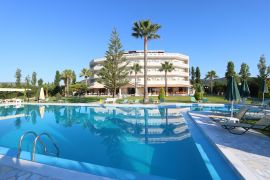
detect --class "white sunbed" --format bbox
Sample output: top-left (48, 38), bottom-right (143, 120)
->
top-left (105, 98), bottom-right (117, 104)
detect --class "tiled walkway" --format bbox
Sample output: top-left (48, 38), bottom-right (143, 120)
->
top-left (0, 164), bottom-right (58, 180)
top-left (189, 112), bottom-right (270, 180)
top-left (0, 154), bottom-right (110, 180)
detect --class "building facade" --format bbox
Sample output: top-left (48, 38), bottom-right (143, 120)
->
top-left (89, 50), bottom-right (190, 96)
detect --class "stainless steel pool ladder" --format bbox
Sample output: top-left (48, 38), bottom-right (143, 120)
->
top-left (17, 131), bottom-right (60, 162)
top-left (31, 132), bottom-right (60, 161)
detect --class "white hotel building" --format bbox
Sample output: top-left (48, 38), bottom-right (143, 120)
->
top-left (89, 50), bottom-right (190, 96)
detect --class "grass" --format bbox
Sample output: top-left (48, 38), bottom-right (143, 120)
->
top-left (118, 95), bottom-right (252, 104)
top-left (23, 94), bottom-right (253, 104)
top-left (242, 119), bottom-right (270, 137)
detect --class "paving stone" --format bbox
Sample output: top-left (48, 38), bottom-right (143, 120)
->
top-left (189, 112), bottom-right (270, 180)
top-left (17, 172), bottom-right (32, 180)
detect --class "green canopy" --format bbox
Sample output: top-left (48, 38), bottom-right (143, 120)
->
top-left (262, 79), bottom-right (269, 106)
top-left (225, 76), bottom-right (240, 117)
top-left (239, 80), bottom-right (250, 98)
top-left (225, 76), bottom-right (241, 101)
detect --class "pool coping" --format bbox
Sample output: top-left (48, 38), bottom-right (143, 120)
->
top-left (0, 145), bottom-right (169, 180)
top-left (185, 112), bottom-right (243, 179)
top-left (188, 111), bottom-right (270, 180)
top-left (0, 150), bottom-right (110, 180)
top-left (0, 102), bottom-right (228, 108)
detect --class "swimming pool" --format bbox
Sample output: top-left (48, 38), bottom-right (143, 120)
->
top-left (0, 104), bottom-right (240, 179)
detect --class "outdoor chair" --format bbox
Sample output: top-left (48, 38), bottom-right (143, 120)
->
top-left (210, 106), bottom-right (249, 123)
top-left (121, 99), bottom-right (129, 104)
top-left (220, 115), bottom-right (270, 135)
top-left (134, 99), bottom-right (140, 104)
top-left (191, 97), bottom-right (197, 103)
top-left (202, 98), bottom-right (208, 103)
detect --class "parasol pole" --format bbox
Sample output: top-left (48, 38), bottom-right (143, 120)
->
top-left (231, 100), bottom-right (234, 118)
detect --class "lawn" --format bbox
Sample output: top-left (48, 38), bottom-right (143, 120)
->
top-left (117, 95), bottom-right (252, 104)
top-left (25, 95), bottom-right (253, 104)
top-left (243, 119), bottom-right (270, 137)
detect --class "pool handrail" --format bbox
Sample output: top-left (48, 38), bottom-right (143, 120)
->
top-left (31, 132), bottom-right (60, 161)
top-left (17, 131), bottom-right (47, 159)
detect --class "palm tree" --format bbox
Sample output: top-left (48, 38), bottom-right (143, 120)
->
top-left (80, 68), bottom-right (92, 86)
top-left (61, 69), bottom-right (74, 97)
top-left (130, 63), bottom-right (142, 96)
top-left (205, 70), bottom-right (218, 94)
top-left (132, 20), bottom-right (161, 103)
top-left (159, 61), bottom-right (174, 96)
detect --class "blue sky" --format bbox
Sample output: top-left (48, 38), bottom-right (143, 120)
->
top-left (0, 0), bottom-right (269, 82)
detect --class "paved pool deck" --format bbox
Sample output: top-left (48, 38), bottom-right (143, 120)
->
top-left (0, 154), bottom-right (110, 180)
top-left (188, 111), bottom-right (270, 180)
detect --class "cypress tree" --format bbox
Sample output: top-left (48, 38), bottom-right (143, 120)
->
top-left (190, 66), bottom-right (195, 85)
top-left (195, 67), bottom-right (201, 84)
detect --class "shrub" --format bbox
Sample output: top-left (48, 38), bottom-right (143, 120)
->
top-left (194, 91), bottom-right (203, 101)
top-left (158, 88), bottom-right (165, 102)
top-left (194, 84), bottom-right (204, 101)
top-left (56, 93), bottom-right (62, 101)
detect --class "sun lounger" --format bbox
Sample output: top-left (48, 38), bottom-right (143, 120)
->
top-left (202, 98), bottom-right (208, 103)
top-left (220, 115), bottom-right (270, 135)
top-left (134, 99), bottom-right (140, 104)
top-left (105, 98), bottom-right (117, 104)
top-left (210, 106), bottom-right (249, 123)
top-left (191, 97), bottom-right (197, 103)
top-left (129, 99), bottom-right (140, 104)
top-left (121, 99), bottom-right (129, 104)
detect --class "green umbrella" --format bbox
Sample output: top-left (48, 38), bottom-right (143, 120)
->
top-left (225, 76), bottom-right (241, 117)
top-left (262, 79), bottom-right (269, 106)
top-left (240, 80), bottom-right (250, 98)
top-left (239, 80), bottom-right (250, 104)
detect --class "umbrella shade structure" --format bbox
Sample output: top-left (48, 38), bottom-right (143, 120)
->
top-left (225, 76), bottom-right (241, 117)
top-left (39, 87), bottom-right (45, 101)
top-left (262, 79), bottom-right (269, 106)
top-left (239, 80), bottom-right (250, 98)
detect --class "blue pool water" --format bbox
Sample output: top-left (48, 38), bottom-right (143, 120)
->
top-left (0, 105), bottom-right (240, 179)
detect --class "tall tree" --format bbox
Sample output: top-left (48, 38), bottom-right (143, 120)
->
top-left (132, 20), bottom-right (161, 103)
top-left (205, 70), bottom-right (218, 94)
top-left (239, 63), bottom-right (251, 81)
top-left (72, 71), bottom-right (76, 84)
top-left (159, 61), bottom-right (174, 96)
top-left (130, 63), bottom-right (142, 96)
top-left (25, 75), bottom-right (30, 87)
top-left (80, 68), bottom-right (92, 86)
top-left (257, 55), bottom-right (270, 80)
top-left (54, 70), bottom-right (61, 86)
top-left (195, 67), bottom-right (201, 84)
top-left (97, 29), bottom-right (129, 98)
top-left (61, 69), bottom-right (74, 97)
top-left (190, 66), bottom-right (195, 85)
top-left (24, 75), bottom-right (30, 101)
top-left (38, 78), bottom-right (43, 87)
top-left (15, 68), bottom-right (22, 87)
top-left (225, 61), bottom-right (236, 79)
top-left (31, 72), bottom-right (37, 86)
